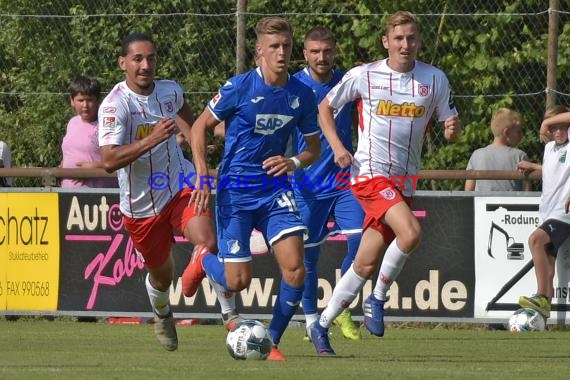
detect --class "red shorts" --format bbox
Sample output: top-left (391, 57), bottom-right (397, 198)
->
top-left (123, 188), bottom-right (211, 269)
top-left (351, 176), bottom-right (413, 245)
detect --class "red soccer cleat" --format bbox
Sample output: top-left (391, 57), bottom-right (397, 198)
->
top-left (267, 346), bottom-right (287, 361)
top-left (223, 310), bottom-right (243, 331)
top-left (182, 244), bottom-right (209, 297)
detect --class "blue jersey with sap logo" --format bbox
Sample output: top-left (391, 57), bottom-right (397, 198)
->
top-left (292, 68), bottom-right (356, 200)
top-left (209, 67), bottom-right (319, 208)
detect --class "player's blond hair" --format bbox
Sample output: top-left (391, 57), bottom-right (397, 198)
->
top-left (490, 108), bottom-right (524, 137)
top-left (384, 11), bottom-right (421, 36)
top-left (255, 17), bottom-right (292, 42)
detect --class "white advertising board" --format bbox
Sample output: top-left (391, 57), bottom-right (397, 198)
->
top-left (474, 196), bottom-right (570, 323)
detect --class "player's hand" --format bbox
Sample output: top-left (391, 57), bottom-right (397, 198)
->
top-left (189, 182), bottom-right (211, 216)
top-left (516, 160), bottom-right (534, 175)
top-left (539, 120), bottom-right (552, 144)
top-left (150, 118), bottom-right (177, 145)
top-left (444, 115), bottom-right (461, 142)
top-left (262, 155), bottom-right (295, 176)
top-left (565, 197), bottom-right (570, 214)
top-left (333, 147), bottom-right (353, 169)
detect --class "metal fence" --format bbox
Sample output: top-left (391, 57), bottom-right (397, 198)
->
top-left (0, 1), bottom-right (568, 188)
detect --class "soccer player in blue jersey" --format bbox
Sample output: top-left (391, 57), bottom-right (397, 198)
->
top-left (292, 26), bottom-right (364, 341)
top-left (186, 16), bottom-right (321, 361)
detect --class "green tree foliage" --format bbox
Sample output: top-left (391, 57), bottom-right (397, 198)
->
top-left (0, 0), bottom-right (566, 189)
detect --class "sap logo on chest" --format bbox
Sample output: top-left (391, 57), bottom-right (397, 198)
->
top-left (254, 114), bottom-right (293, 135)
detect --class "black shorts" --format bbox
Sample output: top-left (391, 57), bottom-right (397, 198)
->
top-left (538, 219), bottom-right (570, 257)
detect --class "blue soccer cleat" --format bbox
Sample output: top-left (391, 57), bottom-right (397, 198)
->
top-left (309, 322), bottom-right (336, 356)
top-left (362, 295), bottom-right (386, 337)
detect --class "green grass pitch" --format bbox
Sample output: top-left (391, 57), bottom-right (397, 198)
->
top-left (1, 319), bottom-right (569, 380)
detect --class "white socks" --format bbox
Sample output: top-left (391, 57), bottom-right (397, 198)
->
top-left (373, 240), bottom-right (408, 301)
top-left (145, 273), bottom-right (170, 317)
top-left (209, 277), bottom-right (236, 315)
top-left (305, 313), bottom-right (319, 329)
top-left (319, 265), bottom-right (365, 328)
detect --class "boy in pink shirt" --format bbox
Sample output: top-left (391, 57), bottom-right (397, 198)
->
top-left (60, 75), bottom-right (118, 188)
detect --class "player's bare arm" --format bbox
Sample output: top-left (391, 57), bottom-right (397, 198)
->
top-left (539, 111), bottom-right (570, 144)
top-left (189, 108), bottom-right (218, 213)
top-left (517, 160), bottom-right (542, 176)
top-left (263, 134), bottom-right (321, 176)
top-left (100, 117), bottom-right (177, 173)
top-left (565, 196), bottom-right (570, 214)
top-left (318, 98), bottom-right (353, 169)
top-left (443, 115), bottom-right (462, 142)
top-left (175, 101), bottom-right (195, 144)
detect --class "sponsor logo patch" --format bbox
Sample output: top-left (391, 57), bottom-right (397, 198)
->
top-left (103, 116), bottom-right (116, 128)
top-left (254, 114), bottom-right (293, 135)
top-left (376, 100), bottom-right (426, 117)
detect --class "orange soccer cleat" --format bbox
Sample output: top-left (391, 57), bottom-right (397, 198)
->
top-left (182, 244), bottom-right (209, 297)
top-left (267, 345), bottom-right (287, 361)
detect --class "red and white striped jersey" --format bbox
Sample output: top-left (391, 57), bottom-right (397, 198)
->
top-left (99, 80), bottom-right (195, 218)
top-left (326, 59), bottom-right (458, 195)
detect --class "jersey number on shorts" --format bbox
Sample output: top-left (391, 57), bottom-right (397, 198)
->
top-left (276, 191), bottom-right (298, 212)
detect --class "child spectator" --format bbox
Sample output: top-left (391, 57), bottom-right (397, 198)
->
top-left (60, 75), bottom-right (118, 188)
top-left (517, 106), bottom-right (570, 320)
top-left (465, 108), bottom-right (531, 191)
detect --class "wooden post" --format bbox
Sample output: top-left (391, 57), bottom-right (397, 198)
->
top-left (235, 0), bottom-right (248, 75)
top-left (546, 0), bottom-right (559, 109)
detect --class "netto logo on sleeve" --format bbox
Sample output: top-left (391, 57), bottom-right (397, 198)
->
top-left (376, 100), bottom-right (425, 117)
top-left (254, 114), bottom-right (293, 135)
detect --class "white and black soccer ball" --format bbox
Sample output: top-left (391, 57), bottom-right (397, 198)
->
top-left (226, 319), bottom-right (273, 360)
top-left (508, 308), bottom-right (546, 332)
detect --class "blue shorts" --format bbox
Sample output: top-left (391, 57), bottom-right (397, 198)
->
top-left (216, 190), bottom-right (307, 262)
top-left (296, 190), bottom-right (364, 247)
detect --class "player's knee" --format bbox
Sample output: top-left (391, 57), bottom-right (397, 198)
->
top-left (282, 265), bottom-right (305, 288)
top-left (397, 223), bottom-right (422, 252)
top-left (528, 229), bottom-right (549, 250)
top-left (352, 258), bottom-right (378, 279)
top-left (226, 275), bottom-right (251, 291)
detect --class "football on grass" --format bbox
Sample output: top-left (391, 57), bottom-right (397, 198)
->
top-left (226, 319), bottom-right (273, 360)
top-left (508, 308), bottom-right (546, 332)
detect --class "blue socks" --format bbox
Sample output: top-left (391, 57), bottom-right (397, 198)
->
top-left (202, 254), bottom-right (228, 289)
top-left (301, 246), bottom-right (320, 315)
top-left (341, 234), bottom-right (361, 275)
top-left (269, 280), bottom-right (303, 345)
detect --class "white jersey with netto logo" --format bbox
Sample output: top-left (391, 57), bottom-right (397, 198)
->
top-left (99, 80), bottom-right (195, 218)
top-left (326, 59), bottom-right (458, 196)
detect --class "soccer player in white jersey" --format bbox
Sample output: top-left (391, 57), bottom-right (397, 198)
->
top-left (186, 17), bottom-right (321, 361)
top-left (98, 33), bottom-right (237, 351)
top-left (292, 26), bottom-right (364, 341)
top-left (517, 106), bottom-right (570, 319)
top-left (308, 11), bottom-right (462, 355)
